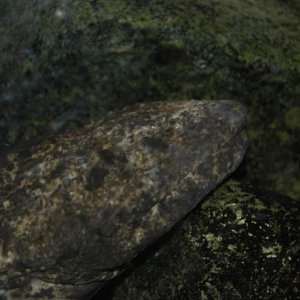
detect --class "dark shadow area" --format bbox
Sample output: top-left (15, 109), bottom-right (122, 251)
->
top-left (90, 213), bottom-right (187, 299)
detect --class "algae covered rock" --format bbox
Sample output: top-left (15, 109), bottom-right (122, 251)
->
top-left (110, 180), bottom-right (300, 300)
top-left (0, 0), bottom-right (299, 199)
top-left (0, 100), bottom-right (247, 299)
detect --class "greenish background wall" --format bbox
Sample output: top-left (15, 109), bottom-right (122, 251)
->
top-left (0, 0), bottom-right (299, 199)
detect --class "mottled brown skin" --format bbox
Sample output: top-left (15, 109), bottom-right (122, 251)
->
top-left (0, 100), bottom-right (247, 299)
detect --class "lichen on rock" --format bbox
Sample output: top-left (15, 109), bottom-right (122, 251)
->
top-left (110, 180), bottom-right (300, 300)
top-left (111, 180), bottom-right (300, 300)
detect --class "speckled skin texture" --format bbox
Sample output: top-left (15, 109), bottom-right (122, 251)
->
top-left (0, 100), bottom-right (247, 299)
top-left (111, 180), bottom-right (300, 300)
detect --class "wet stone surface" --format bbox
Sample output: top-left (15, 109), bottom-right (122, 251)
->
top-left (109, 180), bottom-right (300, 300)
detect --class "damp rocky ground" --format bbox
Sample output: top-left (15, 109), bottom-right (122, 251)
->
top-left (0, 1), bottom-right (299, 299)
top-left (0, 0), bottom-right (299, 200)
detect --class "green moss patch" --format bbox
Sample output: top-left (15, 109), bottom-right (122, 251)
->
top-left (1, 0), bottom-right (299, 199)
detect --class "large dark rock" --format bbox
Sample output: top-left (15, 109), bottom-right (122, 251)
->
top-left (0, 100), bottom-right (247, 299)
top-left (108, 180), bottom-right (300, 300)
top-left (0, 0), bottom-right (299, 199)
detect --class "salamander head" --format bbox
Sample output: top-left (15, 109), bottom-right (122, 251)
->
top-left (0, 100), bottom-right (248, 299)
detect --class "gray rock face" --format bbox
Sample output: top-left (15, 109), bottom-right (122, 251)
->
top-left (0, 100), bottom-right (247, 299)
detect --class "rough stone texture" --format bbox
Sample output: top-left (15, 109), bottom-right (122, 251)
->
top-left (109, 180), bottom-right (300, 300)
top-left (0, 0), bottom-right (299, 200)
top-left (0, 100), bottom-right (247, 299)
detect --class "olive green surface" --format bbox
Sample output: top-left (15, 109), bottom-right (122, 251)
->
top-left (0, 0), bottom-right (299, 199)
top-left (107, 180), bottom-right (300, 300)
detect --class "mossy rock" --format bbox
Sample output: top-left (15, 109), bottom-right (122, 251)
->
top-left (0, 1), bottom-right (299, 198)
top-left (100, 180), bottom-right (300, 300)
